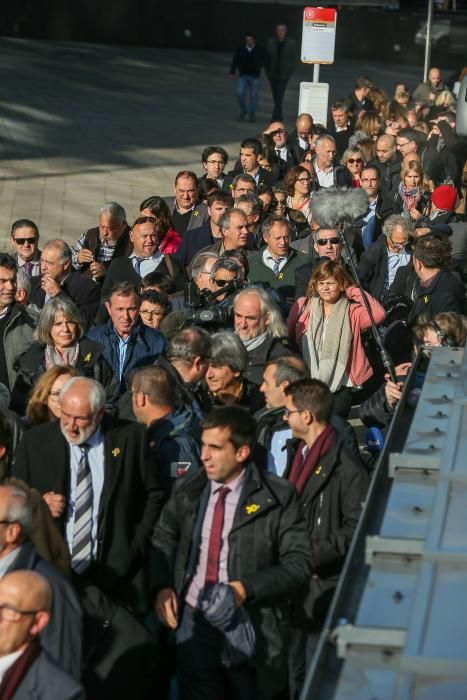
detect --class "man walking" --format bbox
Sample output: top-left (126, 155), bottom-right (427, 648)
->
top-left (230, 33), bottom-right (264, 123)
top-left (265, 23), bottom-right (297, 122)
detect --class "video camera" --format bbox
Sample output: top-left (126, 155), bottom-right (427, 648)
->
top-left (184, 278), bottom-right (247, 328)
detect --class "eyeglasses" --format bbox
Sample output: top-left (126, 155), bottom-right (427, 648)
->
top-left (14, 238), bottom-right (37, 245)
top-left (0, 520), bottom-right (14, 525)
top-left (0, 603), bottom-right (39, 622)
top-left (297, 177), bottom-right (311, 183)
top-left (317, 237), bottom-right (340, 246)
top-left (134, 216), bottom-right (156, 225)
top-left (273, 201), bottom-right (287, 207)
top-left (213, 278), bottom-right (232, 287)
top-left (347, 158), bottom-right (363, 164)
top-left (284, 408), bottom-right (303, 417)
top-left (388, 237), bottom-right (406, 249)
top-left (140, 309), bottom-right (164, 318)
top-left (396, 140), bottom-right (410, 147)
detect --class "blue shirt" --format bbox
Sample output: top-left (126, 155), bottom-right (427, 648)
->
top-left (267, 427), bottom-right (291, 477)
top-left (129, 250), bottom-right (163, 278)
top-left (116, 332), bottom-right (132, 381)
top-left (65, 426), bottom-right (105, 561)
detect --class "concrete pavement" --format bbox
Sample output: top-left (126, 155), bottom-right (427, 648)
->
top-left (0, 37), bottom-right (428, 248)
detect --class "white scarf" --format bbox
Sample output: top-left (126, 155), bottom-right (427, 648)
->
top-left (304, 296), bottom-right (353, 392)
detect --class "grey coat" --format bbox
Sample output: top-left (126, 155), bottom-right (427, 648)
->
top-left (2, 304), bottom-right (36, 391)
top-left (12, 649), bottom-right (85, 700)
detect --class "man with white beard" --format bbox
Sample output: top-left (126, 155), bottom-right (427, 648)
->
top-left (13, 377), bottom-right (163, 609)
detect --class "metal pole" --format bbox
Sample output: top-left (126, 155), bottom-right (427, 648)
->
top-left (423, 0), bottom-right (434, 82)
top-left (313, 63), bottom-right (320, 83)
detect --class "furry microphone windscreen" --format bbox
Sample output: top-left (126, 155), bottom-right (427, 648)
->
top-left (311, 188), bottom-right (369, 228)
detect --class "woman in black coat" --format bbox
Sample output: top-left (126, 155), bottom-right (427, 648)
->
top-left (12, 297), bottom-right (118, 415)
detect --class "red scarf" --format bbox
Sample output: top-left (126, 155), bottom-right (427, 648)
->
top-left (288, 426), bottom-right (336, 494)
top-left (0, 639), bottom-right (41, 700)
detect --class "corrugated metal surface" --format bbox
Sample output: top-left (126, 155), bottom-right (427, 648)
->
top-left (301, 346), bottom-right (467, 699)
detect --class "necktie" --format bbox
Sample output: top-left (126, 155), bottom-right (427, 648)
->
top-left (204, 486), bottom-right (230, 588)
top-left (362, 211), bottom-right (376, 250)
top-left (71, 444), bottom-right (93, 574)
top-left (276, 148), bottom-right (281, 159)
top-left (272, 258), bottom-right (283, 276)
top-left (24, 262), bottom-right (33, 278)
top-left (133, 257), bottom-right (144, 276)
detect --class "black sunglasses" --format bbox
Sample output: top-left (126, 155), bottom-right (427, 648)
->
top-left (134, 216), bottom-right (156, 225)
top-left (14, 237), bottom-right (37, 245)
top-left (213, 278), bottom-right (231, 287)
top-left (317, 237), bottom-right (340, 245)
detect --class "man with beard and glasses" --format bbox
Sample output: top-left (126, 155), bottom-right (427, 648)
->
top-left (13, 377), bottom-right (163, 611)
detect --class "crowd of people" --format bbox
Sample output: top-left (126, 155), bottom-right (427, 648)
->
top-left (0, 57), bottom-right (466, 700)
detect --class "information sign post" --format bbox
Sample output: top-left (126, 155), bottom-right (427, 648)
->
top-left (299, 7), bottom-right (337, 123)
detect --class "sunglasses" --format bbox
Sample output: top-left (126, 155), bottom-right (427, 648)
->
top-left (14, 237), bottom-right (37, 245)
top-left (317, 237), bottom-right (340, 246)
top-left (213, 278), bottom-right (232, 287)
top-left (134, 216), bottom-right (156, 225)
top-left (347, 158), bottom-right (363, 164)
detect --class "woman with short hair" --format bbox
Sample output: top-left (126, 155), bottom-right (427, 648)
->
top-left (12, 297), bottom-right (117, 415)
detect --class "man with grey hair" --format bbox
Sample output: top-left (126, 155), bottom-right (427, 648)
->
top-left (313, 135), bottom-right (352, 189)
top-left (29, 239), bottom-right (100, 327)
top-left (13, 376), bottom-right (163, 611)
top-left (200, 207), bottom-right (250, 256)
top-left (231, 173), bottom-right (257, 203)
top-left (357, 214), bottom-right (413, 301)
top-left (70, 201), bottom-right (130, 282)
top-left (247, 215), bottom-right (311, 303)
top-left (234, 286), bottom-right (294, 384)
top-left (0, 481), bottom-right (82, 679)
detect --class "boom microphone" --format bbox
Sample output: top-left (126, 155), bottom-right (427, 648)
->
top-left (311, 188), bottom-right (368, 228)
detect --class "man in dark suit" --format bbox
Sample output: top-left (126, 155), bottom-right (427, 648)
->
top-left (198, 146), bottom-right (233, 192)
top-left (287, 113), bottom-right (313, 156)
top-left (265, 23), bottom-right (297, 122)
top-left (0, 570), bottom-right (85, 699)
top-left (13, 377), bottom-right (164, 611)
top-left (10, 218), bottom-right (42, 278)
top-left (228, 138), bottom-right (276, 190)
top-left (29, 239), bottom-right (100, 327)
top-left (100, 216), bottom-right (186, 305)
top-left (0, 482), bottom-right (81, 680)
top-left (264, 121), bottom-right (301, 174)
top-left (164, 170), bottom-right (209, 237)
top-left (175, 191), bottom-right (233, 267)
top-left (327, 100), bottom-right (355, 158)
top-left (152, 405), bottom-right (313, 700)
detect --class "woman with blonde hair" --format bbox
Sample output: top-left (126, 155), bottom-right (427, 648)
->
top-left (341, 147), bottom-right (365, 187)
top-left (26, 365), bottom-right (79, 427)
top-left (288, 260), bottom-right (385, 417)
top-left (393, 159), bottom-right (431, 222)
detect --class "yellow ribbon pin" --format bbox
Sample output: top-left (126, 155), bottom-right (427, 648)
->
top-left (83, 353), bottom-right (92, 362)
top-left (315, 465), bottom-right (322, 476)
top-left (112, 448), bottom-right (120, 457)
top-left (246, 504), bottom-right (260, 515)
top-left (424, 295), bottom-right (429, 304)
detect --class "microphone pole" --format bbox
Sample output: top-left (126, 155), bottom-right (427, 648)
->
top-left (338, 223), bottom-right (397, 384)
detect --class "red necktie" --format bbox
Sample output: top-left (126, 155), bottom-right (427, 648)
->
top-left (204, 486), bottom-right (230, 588)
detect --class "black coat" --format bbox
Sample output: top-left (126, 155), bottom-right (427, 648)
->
top-left (11, 337), bottom-right (119, 416)
top-left (357, 235), bottom-right (412, 302)
top-left (284, 435), bottom-right (369, 627)
top-left (174, 221), bottom-right (217, 267)
top-left (9, 541), bottom-right (82, 680)
top-left (29, 270), bottom-right (100, 328)
top-left (150, 462), bottom-right (313, 698)
top-left (244, 335), bottom-right (295, 385)
top-left (100, 254), bottom-right (187, 302)
top-left (407, 267), bottom-right (466, 325)
top-left (12, 415), bottom-right (165, 611)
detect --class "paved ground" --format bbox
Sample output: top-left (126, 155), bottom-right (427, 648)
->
top-left (0, 37), bottom-right (432, 248)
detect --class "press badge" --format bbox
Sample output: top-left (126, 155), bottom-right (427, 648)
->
top-left (170, 462), bottom-right (191, 478)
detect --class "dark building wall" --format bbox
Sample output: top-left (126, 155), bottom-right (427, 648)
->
top-left (0, 2), bottom-right (464, 66)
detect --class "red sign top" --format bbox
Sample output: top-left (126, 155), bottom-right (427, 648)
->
top-left (304, 7), bottom-right (337, 22)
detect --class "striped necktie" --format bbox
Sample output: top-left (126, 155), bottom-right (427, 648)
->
top-left (71, 444), bottom-right (93, 574)
top-left (133, 257), bottom-right (144, 276)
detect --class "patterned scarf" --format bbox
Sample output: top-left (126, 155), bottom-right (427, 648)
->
top-left (398, 181), bottom-right (420, 220)
top-left (44, 342), bottom-right (80, 370)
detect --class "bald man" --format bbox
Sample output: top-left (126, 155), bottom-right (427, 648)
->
top-left (371, 134), bottom-right (401, 193)
top-left (264, 121), bottom-right (301, 170)
top-left (287, 112), bottom-right (314, 156)
top-left (0, 570), bottom-right (84, 698)
top-left (0, 482), bottom-right (81, 679)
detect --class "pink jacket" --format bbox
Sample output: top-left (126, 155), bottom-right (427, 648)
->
top-left (160, 227), bottom-right (182, 254)
top-left (287, 286), bottom-right (386, 386)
